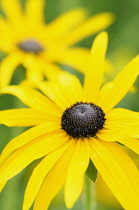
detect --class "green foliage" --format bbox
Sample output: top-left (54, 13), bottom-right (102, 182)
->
top-left (86, 159), bottom-right (98, 182)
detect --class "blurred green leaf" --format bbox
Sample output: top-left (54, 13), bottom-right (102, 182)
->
top-left (86, 159), bottom-right (98, 182)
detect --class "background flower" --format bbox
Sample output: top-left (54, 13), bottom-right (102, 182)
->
top-left (0, 0), bottom-right (114, 87)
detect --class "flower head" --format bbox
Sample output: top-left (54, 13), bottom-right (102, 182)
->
top-left (0, 0), bottom-right (114, 88)
top-left (0, 32), bottom-right (139, 210)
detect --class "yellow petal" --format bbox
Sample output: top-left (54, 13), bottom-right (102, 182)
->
top-left (38, 81), bottom-right (71, 110)
top-left (1, 86), bottom-right (61, 112)
top-left (39, 71), bottom-right (82, 108)
top-left (0, 131), bottom-right (68, 183)
top-left (83, 32), bottom-right (108, 102)
top-left (23, 139), bottom-right (73, 210)
top-left (64, 139), bottom-right (90, 209)
top-left (53, 48), bottom-right (90, 73)
top-left (61, 12), bottom-right (115, 47)
top-left (0, 181), bottom-right (7, 192)
top-left (0, 18), bottom-right (16, 53)
top-left (96, 55), bottom-right (139, 112)
top-left (33, 141), bottom-right (76, 210)
top-left (25, 0), bottom-right (44, 25)
top-left (104, 108), bottom-right (139, 129)
top-left (0, 121), bottom-right (60, 165)
top-left (55, 71), bottom-right (83, 104)
top-left (0, 17), bottom-right (12, 33)
top-left (20, 80), bottom-right (38, 88)
top-left (0, 52), bottom-right (23, 88)
top-left (98, 123), bottom-right (139, 142)
top-left (124, 123), bottom-right (139, 138)
top-left (47, 8), bottom-right (87, 37)
top-left (25, 57), bottom-right (44, 84)
top-left (42, 62), bottom-right (64, 81)
top-left (97, 128), bottom-right (130, 142)
top-left (21, 54), bottom-right (44, 86)
top-left (0, 108), bottom-right (60, 127)
top-left (106, 108), bottom-right (139, 120)
top-left (89, 139), bottom-right (139, 210)
top-left (0, 34), bottom-right (15, 53)
top-left (118, 137), bottom-right (139, 155)
top-left (1, 0), bottom-right (23, 23)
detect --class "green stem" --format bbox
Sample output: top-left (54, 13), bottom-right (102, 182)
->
top-left (85, 176), bottom-right (96, 210)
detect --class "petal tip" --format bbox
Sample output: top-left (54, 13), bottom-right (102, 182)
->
top-left (65, 200), bottom-right (74, 209)
top-left (91, 31), bottom-right (108, 52)
top-left (106, 12), bottom-right (116, 22)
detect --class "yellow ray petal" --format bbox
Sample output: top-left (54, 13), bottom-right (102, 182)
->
top-left (0, 131), bottom-right (68, 183)
top-left (0, 25), bottom-right (16, 52)
top-left (0, 36), bottom-right (15, 53)
top-left (118, 137), bottom-right (139, 155)
top-left (0, 18), bottom-right (16, 52)
top-left (0, 181), bottom-right (7, 192)
top-left (0, 108), bottom-right (60, 127)
top-left (61, 12), bottom-right (114, 47)
top-left (89, 139), bottom-right (139, 210)
top-left (20, 80), bottom-right (37, 88)
top-left (25, 61), bottom-right (44, 84)
top-left (53, 48), bottom-right (90, 73)
top-left (38, 81), bottom-right (71, 110)
top-left (1, 85), bottom-right (61, 112)
top-left (83, 32), bottom-right (108, 102)
top-left (25, 0), bottom-right (44, 25)
top-left (23, 139), bottom-right (73, 210)
top-left (96, 55), bottom-right (139, 112)
top-left (0, 52), bottom-right (23, 88)
top-left (42, 62), bottom-right (64, 81)
top-left (98, 123), bottom-right (139, 142)
top-left (1, 0), bottom-right (23, 23)
top-left (0, 122), bottom-right (60, 165)
top-left (104, 108), bottom-right (139, 129)
top-left (65, 139), bottom-right (90, 209)
top-left (39, 71), bottom-right (82, 107)
top-left (124, 123), bottom-right (139, 138)
top-left (33, 141), bottom-right (76, 210)
top-left (0, 17), bottom-right (12, 33)
top-left (47, 8), bottom-right (87, 37)
top-left (96, 128), bottom-right (130, 142)
top-left (106, 108), bottom-right (139, 120)
top-left (54, 71), bottom-right (83, 104)
top-left (21, 54), bottom-right (44, 86)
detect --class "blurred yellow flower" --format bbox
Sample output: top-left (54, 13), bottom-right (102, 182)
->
top-left (0, 0), bottom-right (114, 87)
top-left (0, 32), bottom-right (139, 210)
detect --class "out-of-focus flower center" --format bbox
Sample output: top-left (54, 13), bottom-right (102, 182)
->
top-left (17, 39), bottom-right (44, 54)
top-left (61, 102), bottom-right (106, 138)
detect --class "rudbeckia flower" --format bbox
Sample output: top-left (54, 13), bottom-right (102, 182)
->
top-left (0, 0), bottom-right (114, 87)
top-left (0, 32), bottom-right (139, 210)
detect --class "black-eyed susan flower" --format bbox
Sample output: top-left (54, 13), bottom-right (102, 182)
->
top-left (0, 0), bottom-right (114, 87)
top-left (0, 32), bottom-right (139, 210)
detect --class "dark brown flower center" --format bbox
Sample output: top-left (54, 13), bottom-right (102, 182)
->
top-left (61, 102), bottom-right (106, 138)
top-left (17, 39), bottom-right (44, 54)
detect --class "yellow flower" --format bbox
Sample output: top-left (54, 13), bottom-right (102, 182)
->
top-left (0, 0), bottom-right (114, 88)
top-left (0, 32), bottom-right (139, 210)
